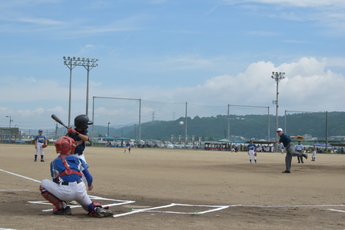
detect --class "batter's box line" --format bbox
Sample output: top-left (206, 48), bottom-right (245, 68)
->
top-left (113, 203), bottom-right (230, 218)
top-left (227, 204), bottom-right (345, 215)
top-left (28, 199), bottom-right (135, 212)
top-left (327, 209), bottom-right (345, 213)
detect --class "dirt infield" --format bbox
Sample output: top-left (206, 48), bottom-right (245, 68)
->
top-left (0, 144), bottom-right (344, 230)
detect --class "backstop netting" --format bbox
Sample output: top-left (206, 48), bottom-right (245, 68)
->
top-left (91, 96), bottom-right (270, 142)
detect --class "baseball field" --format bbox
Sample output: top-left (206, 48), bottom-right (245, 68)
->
top-left (0, 144), bottom-right (344, 230)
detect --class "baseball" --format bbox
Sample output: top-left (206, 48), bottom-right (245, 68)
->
top-left (179, 121), bottom-right (184, 125)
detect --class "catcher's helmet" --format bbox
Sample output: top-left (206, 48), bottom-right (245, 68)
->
top-left (55, 136), bottom-right (76, 155)
top-left (74, 114), bottom-right (93, 130)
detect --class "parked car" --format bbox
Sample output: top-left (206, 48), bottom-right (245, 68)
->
top-left (185, 143), bottom-right (194, 149)
top-left (152, 140), bottom-right (164, 148)
top-left (145, 140), bottom-right (154, 148)
top-left (164, 141), bottom-right (174, 149)
top-left (135, 140), bottom-right (145, 148)
top-left (174, 143), bottom-right (185, 149)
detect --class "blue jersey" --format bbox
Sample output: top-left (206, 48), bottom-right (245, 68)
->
top-left (35, 135), bottom-right (46, 143)
top-left (50, 154), bottom-right (89, 183)
top-left (279, 133), bottom-right (291, 148)
top-left (248, 143), bottom-right (256, 151)
top-left (68, 129), bottom-right (88, 155)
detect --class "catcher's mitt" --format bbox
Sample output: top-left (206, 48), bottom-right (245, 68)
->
top-left (42, 144), bottom-right (48, 148)
top-left (297, 135), bottom-right (304, 141)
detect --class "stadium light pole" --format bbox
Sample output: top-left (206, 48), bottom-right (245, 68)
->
top-left (107, 122), bottom-right (110, 137)
top-left (63, 56), bottom-right (78, 127)
top-left (185, 102), bottom-right (188, 143)
top-left (271, 72), bottom-right (285, 151)
top-left (5, 116), bottom-right (12, 128)
top-left (63, 57), bottom-right (99, 126)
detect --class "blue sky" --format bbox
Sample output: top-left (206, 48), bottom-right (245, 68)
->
top-left (1, 0), bottom-right (345, 130)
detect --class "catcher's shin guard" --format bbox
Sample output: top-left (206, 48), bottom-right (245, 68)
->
top-left (39, 186), bottom-right (64, 211)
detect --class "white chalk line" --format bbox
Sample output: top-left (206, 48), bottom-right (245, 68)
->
top-left (0, 189), bottom-right (29, 192)
top-left (229, 204), bottom-right (345, 208)
top-left (327, 209), bottom-right (345, 213)
top-left (0, 169), bottom-right (40, 183)
top-left (1, 168), bottom-right (345, 218)
top-left (28, 199), bottom-right (136, 212)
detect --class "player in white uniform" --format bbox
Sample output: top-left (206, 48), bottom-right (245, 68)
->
top-left (39, 136), bottom-right (113, 217)
top-left (247, 140), bottom-right (257, 163)
top-left (311, 145), bottom-right (317, 161)
top-left (34, 129), bottom-right (47, 162)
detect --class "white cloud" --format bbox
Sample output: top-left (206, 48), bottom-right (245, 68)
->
top-left (223, 0), bottom-right (345, 35)
top-left (169, 57), bottom-right (345, 113)
top-left (18, 17), bottom-right (63, 25)
top-left (325, 57), bottom-right (345, 68)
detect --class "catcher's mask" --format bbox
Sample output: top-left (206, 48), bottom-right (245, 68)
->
top-left (55, 136), bottom-right (76, 155)
top-left (74, 114), bottom-right (93, 130)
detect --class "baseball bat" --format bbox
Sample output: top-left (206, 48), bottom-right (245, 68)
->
top-left (51, 114), bottom-right (69, 129)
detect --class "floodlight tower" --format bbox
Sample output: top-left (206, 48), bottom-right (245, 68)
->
top-left (63, 56), bottom-right (78, 127)
top-left (271, 72), bottom-right (285, 151)
top-left (5, 116), bottom-right (12, 128)
top-left (63, 56), bottom-right (99, 126)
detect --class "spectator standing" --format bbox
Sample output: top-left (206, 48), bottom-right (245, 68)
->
top-left (295, 141), bottom-right (304, 163)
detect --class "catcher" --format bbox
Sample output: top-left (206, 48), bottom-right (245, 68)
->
top-left (276, 128), bottom-right (307, 173)
top-left (34, 129), bottom-right (48, 162)
top-left (39, 136), bottom-right (113, 217)
top-left (247, 140), bottom-right (257, 163)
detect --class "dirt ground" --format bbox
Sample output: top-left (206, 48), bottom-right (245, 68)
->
top-left (0, 144), bottom-right (344, 230)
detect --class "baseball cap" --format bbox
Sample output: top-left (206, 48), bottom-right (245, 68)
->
top-left (38, 129), bottom-right (43, 132)
top-left (276, 128), bottom-right (283, 132)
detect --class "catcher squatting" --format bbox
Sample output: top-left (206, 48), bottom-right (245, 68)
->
top-left (39, 136), bottom-right (113, 217)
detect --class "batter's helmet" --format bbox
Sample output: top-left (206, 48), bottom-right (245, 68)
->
top-left (55, 136), bottom-right (76, 155)
top-left (74, 114), bottom-right (93, 130)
